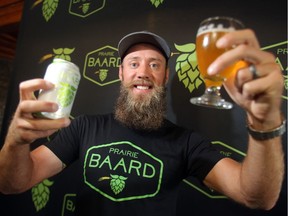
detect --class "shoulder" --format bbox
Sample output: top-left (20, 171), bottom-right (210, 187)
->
top-left (163, 119), bottom-right (194, 135)
top-left (163, 118), bottom-right (212, 144)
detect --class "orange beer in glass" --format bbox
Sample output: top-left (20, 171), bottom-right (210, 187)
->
top-left (190, 17), bottom-right (245, 109)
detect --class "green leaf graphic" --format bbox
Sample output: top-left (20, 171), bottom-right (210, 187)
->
top-left (42, 0), bottom-right (59, 22)
top-left (174, 43), bottom-right (203, 93)
top-left (53, 48), bottom-right (75, 61)
top-left (150, 0), bottom-right (164, 8)
top-left (174, 43), bottom-right (195, 52)
top-left (54, 54), bottom-right (71, 61)
top-left (57, 82), bottom-right (76, 107)
top-left (110, 174), bottom-right (127, 195)
top-left (63, 48), bottom-right (75, 55)
top-left (53, 48), bottom-right (63, 55)
top-left (284, 75), bottom-right (288, 90)
top-left (32, 179), bottom-right (54, 212)
top-left (283, 75), bottom-right (288, 100)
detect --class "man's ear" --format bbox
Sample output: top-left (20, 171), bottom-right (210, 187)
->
top-left (119, 65), bottom-right (123, 81)
top-left (165, 68), bottom-right (170, 84)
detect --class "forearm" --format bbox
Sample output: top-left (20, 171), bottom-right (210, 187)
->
top-left (240, 116), bottom-right (285, 209)
top-left (0, 138), bottom-right (34, 194)
top-left (0, 79), bottom-right (70, 194)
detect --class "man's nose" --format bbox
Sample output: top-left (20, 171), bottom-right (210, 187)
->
top-left (136, 64), bottom-right (151, 79)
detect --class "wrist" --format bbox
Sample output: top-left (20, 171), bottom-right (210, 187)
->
top-left (246, 115), bottom-right (286, 140)
top-left (247, 112), bottom-right (282, 131)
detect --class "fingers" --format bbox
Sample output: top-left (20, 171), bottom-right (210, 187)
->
top-left (19, 79), bottom-right (54, 101)
top-left (235, 63), bottom-right (283, 98)
top-left (17, 100), bottom-right (58, 117)
top-left (216, 29), bottom-right (260, 49)
top-left (7, 78), bottom-right (69, 145)
top-left (9, 114), bottom-right (70, 145)
top-left (217, 29), bottom-right (284, 121)
top-left (208, 44), bottom-right (275, 76)
top-left (15, 100), bottom-right (70, 141)
top-left (16, 116), bottom-right (70, 132)
top-left (207, 29), bottom-right (276, 76)
top-left (9, 117), bottom-right (69, 147)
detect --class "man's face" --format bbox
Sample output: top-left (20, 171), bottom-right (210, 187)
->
top-left (119, 43), bottom-right (169, 96)
top-left (114, 44), bottom-right (169, 130)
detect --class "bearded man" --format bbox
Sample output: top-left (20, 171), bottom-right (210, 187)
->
top-left (0, 31), bottom-right (285, 216)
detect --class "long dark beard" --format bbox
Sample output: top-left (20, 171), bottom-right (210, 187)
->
top-left (114, 82), bottom-right (166, 131)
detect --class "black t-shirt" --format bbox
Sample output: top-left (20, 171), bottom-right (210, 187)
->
top-left (46, 113), bottom-right (225, 216)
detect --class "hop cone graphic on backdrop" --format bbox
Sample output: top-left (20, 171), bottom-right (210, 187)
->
top-left (174, 43), bottom-right (203, 93)
top-left (39, 48), bottom-right (75, 63)
top-left (99, 69), bottom-right (108, 82)
top-left (42, 0), bottom-right (59, 22)
top-left (150, 0), bottom-right (164, 8)
top-left (284, 75), bottom-right (288, 100)
top-left (32, 179), bottom-right (54, 212)
top-left (57, 82), bottom-right (77, 107)
top-left (53, 48), bottom-right (75, 61)
top-left (110, 174), bottom-right (127, 195)
top-left (82, 3), bottom-right (90, 14)
top-left (284, 75), bottom-right (288, 90)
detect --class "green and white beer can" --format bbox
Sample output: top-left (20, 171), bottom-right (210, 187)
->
top-left (34, 58), bottom-right (81, 119)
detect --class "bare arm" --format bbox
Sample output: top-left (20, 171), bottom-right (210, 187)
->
top-left (0, 79), bottom-right (70, 194)
top-left (204, 133), bottom-right (284, 210)
top-left (203, 29), bottom-right (285, 210)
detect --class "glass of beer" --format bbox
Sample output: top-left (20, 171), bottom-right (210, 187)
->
top-left (190, 16), bottom-right (246, 109)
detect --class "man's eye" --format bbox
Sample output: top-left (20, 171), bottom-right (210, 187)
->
top-left (130, 63), bottom-right (138, 68)
top-left (150, 63), bottom-right (159, 69)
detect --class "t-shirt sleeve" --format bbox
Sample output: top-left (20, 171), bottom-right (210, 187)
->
top-left (44, 115), bottom-right (84, 166)
top-left (185, 132), bottom-right (226, 181)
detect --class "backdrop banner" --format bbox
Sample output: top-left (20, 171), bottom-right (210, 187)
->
top-left (0, 0), bottom-right (287, 215)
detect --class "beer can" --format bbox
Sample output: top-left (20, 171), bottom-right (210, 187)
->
top-left (34, 58), bottom-right (81, 119)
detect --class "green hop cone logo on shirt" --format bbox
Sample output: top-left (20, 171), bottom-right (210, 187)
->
top-left (57, 82), bottom-right (77, 107)
top-left (31, 179), bottom-right (54, 212)
top-left (110, 174), bottom-right (127, 195)
top-left (99, 174), bottom-right (128, 195)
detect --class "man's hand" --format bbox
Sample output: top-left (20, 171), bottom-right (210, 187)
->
top-left (5, 78), bottom-right (71, 146)
top-left (208, 29), bottom-right (284, 127)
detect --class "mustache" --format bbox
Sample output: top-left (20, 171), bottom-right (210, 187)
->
top-left (125, 79), bottom-right (154, 88)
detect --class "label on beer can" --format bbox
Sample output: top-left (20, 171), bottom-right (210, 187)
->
top-left (34, 58), bottom-right (81, 119)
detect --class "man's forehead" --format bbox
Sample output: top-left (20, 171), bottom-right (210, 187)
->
top-left (123, 43), bottom-right (166, 60)
top-left (117, 31), bottom-right (171, 61)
